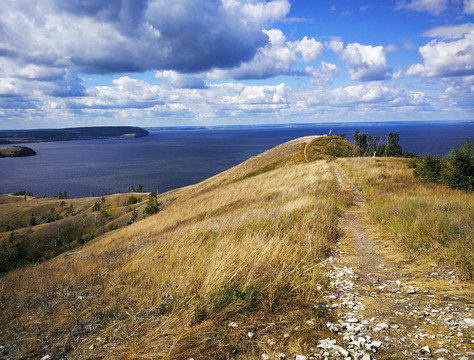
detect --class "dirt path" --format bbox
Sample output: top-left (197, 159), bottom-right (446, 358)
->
top-left (323, 162), bottom-right (474, 360)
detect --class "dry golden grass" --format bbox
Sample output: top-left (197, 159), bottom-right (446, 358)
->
top-left (0, 138), bottom-right (352, 359)
top-left (336, 157), bottom-right (474, 278)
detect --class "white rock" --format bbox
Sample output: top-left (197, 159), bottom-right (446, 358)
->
top-left (371, 340), bottom-right (382, 348)
top-left (459, 357), bottom-right (469, 360)
top-left (306, 320), bottom-right (315, 326)
top-left (317, 338), bottom-right (337, 349)
top-left (347, 318), bottom-right (359, 323)
top-left (333, 345), bottom-right (349, 357)
top-left (261, 354), bottom-right (270, 360)
top-left (247, 332), bottom-right (255, 339)
top-left (362, 353), bottom-right (371, 360)
top-left (463, 318), bottom-right (474, 326)
top-left (279, 353), bottom-right (287, 359)
top-left (40, 356), bottom-right (51, 360)
top-left (295, 355), bottom-right (308, 360)
top-left (421, 345), bottom-right (431, 354)
top-left (267, 339), bottom-right (276, 346)
top-left (228, 322), bottom-right (238, 328)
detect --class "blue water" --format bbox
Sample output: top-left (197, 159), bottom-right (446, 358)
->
top-left (0, 121), bottom-right (472, 198)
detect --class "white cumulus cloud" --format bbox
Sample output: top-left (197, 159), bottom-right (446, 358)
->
top-left (288, 36), bottom-right (324, 62)
top-left (208, 30), bottom-right (323, 80)
top-left (464, 0), bottom-right (474, 14)
top-left (304, 62), bottom-right (340, 84)
top-left (155, 71), bottom-right (206, 89)
top-left (327, 41), bottom-right (391, 81)
top-left (422, 23), bottom-right (474, 39)
top-left (406, 31), bottom-right (474, 77)
top-left (398, 0), bottom-right (448, 15)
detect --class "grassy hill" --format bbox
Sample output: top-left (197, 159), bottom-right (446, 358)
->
top-left (0, 135), bottom-right (472, 359)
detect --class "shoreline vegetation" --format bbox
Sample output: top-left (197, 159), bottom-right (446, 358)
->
top-left (0, 126), bottom-right (149, 144)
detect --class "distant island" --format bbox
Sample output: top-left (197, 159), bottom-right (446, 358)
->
top-left (0, 145), bottom-right (37, 158)
top-left (0, 126), bottom-right (149, 144)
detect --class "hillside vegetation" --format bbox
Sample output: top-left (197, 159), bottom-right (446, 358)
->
top-left (0, 192), bottom-right (155, 274)
top-left (0, 135), bottom-right (472, 359)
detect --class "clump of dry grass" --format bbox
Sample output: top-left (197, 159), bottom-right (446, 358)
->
top-left (0, 149), bottom-right (350, 359)
top-left (336, 157), bottom-right (474, 278)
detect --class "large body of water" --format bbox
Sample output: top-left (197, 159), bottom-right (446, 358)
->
top-left (1, 121), bottom-right (472, 198)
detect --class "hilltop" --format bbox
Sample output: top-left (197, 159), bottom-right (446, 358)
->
top-left (0, 135), bottom-right (472, 360)
top-left (0, 126), bottom-right (149, 144)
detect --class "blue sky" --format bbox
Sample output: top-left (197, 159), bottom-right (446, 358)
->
top-left (0, 0), bottom-right (473, 129)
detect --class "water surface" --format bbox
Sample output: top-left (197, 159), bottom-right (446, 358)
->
top-left (1, 121), bottom-right (472, 197)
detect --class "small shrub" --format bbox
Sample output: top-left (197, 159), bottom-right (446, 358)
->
top-left (143, 191), bottom-right (160, 215)
top-left (13, 190), bottom-right (33, 197)
top-left (107, 224), bottom-right (119, 232)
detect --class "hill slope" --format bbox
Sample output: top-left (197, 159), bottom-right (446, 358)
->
top-left (0, 135), bottom-right (472, 360)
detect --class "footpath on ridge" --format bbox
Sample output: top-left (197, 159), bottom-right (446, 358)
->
top-left (315, 162), bottom-right (474, 360)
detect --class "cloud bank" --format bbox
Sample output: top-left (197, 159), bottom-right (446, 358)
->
top-left (0, 0), bottom-right (290, 76)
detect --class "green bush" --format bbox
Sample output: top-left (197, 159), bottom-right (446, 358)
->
top-left (441, 140), bottom-right (474, 191)
top-left (413, 154), bottom-right (443, 183)
top-left (143, 191), bottom-right (160, 215)
top-left (413, 140), bottom-right (473, 191)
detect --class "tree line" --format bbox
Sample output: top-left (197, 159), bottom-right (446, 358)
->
top-left (352, 129), bottom-right (403, 157)
top-left (350, 130), bottom-right (472, 191)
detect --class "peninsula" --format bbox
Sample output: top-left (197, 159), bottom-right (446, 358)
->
top-left (0, 145), bottom-right (36, 158)
top-left (0, 126), bottom-right (149, 144)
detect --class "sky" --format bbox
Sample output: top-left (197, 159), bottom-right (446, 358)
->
top-left (0, 0), bottom-right (473, 129)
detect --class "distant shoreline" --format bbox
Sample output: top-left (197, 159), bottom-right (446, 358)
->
top-left (0, 126), bottom-right (149, 144)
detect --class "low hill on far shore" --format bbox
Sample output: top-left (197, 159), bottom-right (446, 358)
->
top-left (0, 126), bottom-right (149, 144)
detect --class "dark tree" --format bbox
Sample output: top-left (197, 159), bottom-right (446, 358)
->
top-left (384, 133), bottom-right (403, 157)
top-left (144, 191), bottom-right (160, 215)
top-left (441, 140), bottom-right (474, 191)
top-left (29, 216), bottom-right (37, 227)
top-left (414, 154), bottom-right (443, 183)
top-left (60, 226), bottom-right (75, 251)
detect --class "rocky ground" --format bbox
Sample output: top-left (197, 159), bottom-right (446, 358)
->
top-left (253, 163), bottom-right (473, 360)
